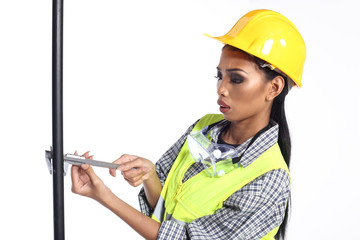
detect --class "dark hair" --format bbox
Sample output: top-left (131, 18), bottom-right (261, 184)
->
top-left (253, 55), bottom-right (291, 240)
top-left (223, 45), bottom-right (291, 240)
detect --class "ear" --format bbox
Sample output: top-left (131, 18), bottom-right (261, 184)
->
top-left (266, 76), bottom-right (285, 101)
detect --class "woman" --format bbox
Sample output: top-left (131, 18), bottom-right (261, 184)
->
top-left (71, 9), bottom-right (306, 240)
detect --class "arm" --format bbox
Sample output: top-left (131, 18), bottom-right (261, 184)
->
top-left (97, 182), bottom-right (161, 240)
top-left (71, 153), bottom-right (161, 240)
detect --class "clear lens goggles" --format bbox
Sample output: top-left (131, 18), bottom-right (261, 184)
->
top-left (187, 122), bottom-right (274, 177)
top-left (187, 128), bottom-right (240, 177)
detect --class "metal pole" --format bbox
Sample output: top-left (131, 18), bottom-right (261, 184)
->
top-left (52, 0), bottom-right (64, 239)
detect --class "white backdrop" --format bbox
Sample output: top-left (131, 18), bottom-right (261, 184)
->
top-left (1, 0), bottom-right (359, 239)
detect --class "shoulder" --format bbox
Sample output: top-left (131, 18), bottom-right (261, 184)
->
top-left (259, 168), bottom-right (290, 199)
top-left (242, 168), bottom-right (290, 197)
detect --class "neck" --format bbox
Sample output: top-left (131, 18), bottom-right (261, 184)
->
top-left (222, 116), bottom-right (270, 145)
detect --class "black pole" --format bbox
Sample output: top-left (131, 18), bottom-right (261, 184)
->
top-left (52, 0), bottom-right (64, 239)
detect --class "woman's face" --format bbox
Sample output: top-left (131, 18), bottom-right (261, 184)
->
top-left (216, 47), bottom-right (272, 124)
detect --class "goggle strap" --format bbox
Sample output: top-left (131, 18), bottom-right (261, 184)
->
top-left (232, 121), bottom-right (274, 164)
top-left (232, 156), bottom-right (241, 164)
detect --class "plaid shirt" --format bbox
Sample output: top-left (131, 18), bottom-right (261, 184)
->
top-left (138, 117), bottom-right (290, 240)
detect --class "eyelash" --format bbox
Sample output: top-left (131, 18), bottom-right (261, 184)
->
top-left (230, 74), bottom-right (244, 84)
top-left (214, 73), bottom-right (244, 84)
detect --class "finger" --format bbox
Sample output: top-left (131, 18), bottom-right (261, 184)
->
top-left (118, 158), bottom-right (147, 171)
top-left (109, 167), bottom-right (117, 177)
top-left (71, 165), bottom-right (81, 192)
top-left (128, 178), bottom-right (144, 187)
top-left (74, 150), bottom-right (78, 155)
top-left (82, 151), bottom-right (91, 158)
top-left (126, 168), bottom-right (152, 185)
top-left (110, 154), bottom-right (138, 176)
top-left (81, 164), bottom-right (100, 185)
top-left (122, 167), bottom-right (150, 179)
top-left (122, 168), bottom-right (143, 179)
top-left (112, 154), bottom-right (138, 165)
top-left (71, 163), bottom-right (83, 176)
top-left (71, 165), bottom-right (80, 182)
top-left (124, 175), bottom-right (143, 184)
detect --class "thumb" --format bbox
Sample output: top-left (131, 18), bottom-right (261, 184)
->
top-left (81, 164), bottom-right (100, 184)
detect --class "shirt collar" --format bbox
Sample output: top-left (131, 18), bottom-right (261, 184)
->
top-left (208, 119), bottom-right (279, 168)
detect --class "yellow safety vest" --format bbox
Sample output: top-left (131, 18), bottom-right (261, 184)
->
top-left (152, 114), bottom-right (290, 239)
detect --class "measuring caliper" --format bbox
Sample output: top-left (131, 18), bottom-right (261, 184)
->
top-left (45, 149), bottom-right (120, 175)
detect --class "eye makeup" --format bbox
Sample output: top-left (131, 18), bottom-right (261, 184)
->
top-left (215, 67), bottom-right (246, 84)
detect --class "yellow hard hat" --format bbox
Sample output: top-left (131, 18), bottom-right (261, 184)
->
top-left (205, 9), bottom-right (306, 87)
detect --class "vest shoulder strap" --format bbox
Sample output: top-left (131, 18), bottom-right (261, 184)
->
top-left (191, 114), bottom-right (224, 133)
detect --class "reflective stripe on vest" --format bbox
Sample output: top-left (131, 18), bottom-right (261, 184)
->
top-left (152, 114), bottom-right (290, 239)
top-left (153, 196), bottom-right (187, 226)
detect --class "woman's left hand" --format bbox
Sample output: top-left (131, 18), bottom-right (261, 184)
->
top-left (71, 151), bottom-right (111, 202)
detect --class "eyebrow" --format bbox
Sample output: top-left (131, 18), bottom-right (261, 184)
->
top-left (216, 67), bottom-right (248, 75)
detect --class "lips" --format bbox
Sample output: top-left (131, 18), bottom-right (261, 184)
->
top-left (217, 99), bottom-right (230, 113)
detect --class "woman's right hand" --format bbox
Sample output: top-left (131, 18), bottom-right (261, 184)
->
top-left (110, 154), bottom-right (162, 209)
top-left (109, 154), bottom-right (155, 187)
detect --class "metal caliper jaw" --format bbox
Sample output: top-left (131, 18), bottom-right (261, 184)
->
top-left (45, 148), bottom-right (70, 175)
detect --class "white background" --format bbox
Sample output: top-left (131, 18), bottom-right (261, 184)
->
top-left (1, 0), bottom-right (359, 239)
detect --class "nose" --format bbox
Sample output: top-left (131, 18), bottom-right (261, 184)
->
top-left (217, 79), bottom-right (228, 96)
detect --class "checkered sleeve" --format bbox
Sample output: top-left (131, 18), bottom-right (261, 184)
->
top-left (157, 221), bottom-right (188, 240)
top-left (185, 169), bottom-right (290, 240)
top-left (138, 120), bottom-right (198, 216)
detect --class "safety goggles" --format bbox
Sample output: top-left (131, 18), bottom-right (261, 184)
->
top-left (187, 127), bottom-right (241, 177)
top-left (187, 122), bottom-right (274, 177)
